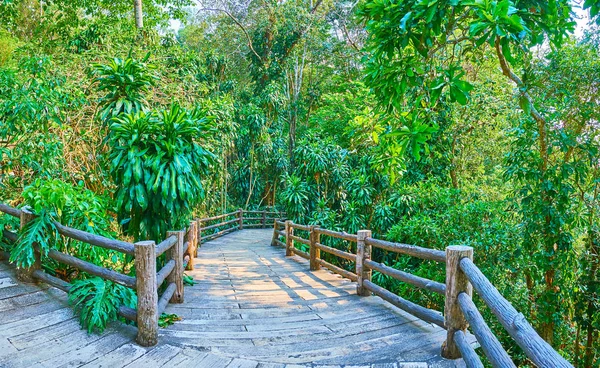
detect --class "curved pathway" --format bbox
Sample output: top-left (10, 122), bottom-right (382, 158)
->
top-left (0, 229), bottom-right (465, 367)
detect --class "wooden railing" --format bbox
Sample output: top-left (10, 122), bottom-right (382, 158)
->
top-left (0, 203), bottom-right (199, 347)
top-left (272, 220), bottom-right (573, 367)
top-left (0, 204), bottom-right (283, 347)
top-left (198, 209), bottom-right (285, 244)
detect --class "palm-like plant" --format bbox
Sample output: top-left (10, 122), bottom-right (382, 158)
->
top-left (91, 53), bottom-right (157, 122)
top-left (109, 104), bottom-right (215, 242)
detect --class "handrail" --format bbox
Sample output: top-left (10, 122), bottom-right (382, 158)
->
top-left (365, 237), bottom-right (445, 263)
top-left (0, 202), bottom-right (200, 348)
top-left (53, 221), bottom-right (135, 255)
top-left (156, 234), bottom-right (177, 257)
top-left (271, 220), bottom-right (573, 367)
top-left (0, 203), bottom-right (22, 218)
top-left (459, 258), bottom-right (573, 367)
top-left (315, 228), bottom-right (357, 242)
top-left (196, 209), bottom-right (286, 245)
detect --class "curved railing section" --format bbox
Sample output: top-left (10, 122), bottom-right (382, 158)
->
top-left (272, 220), bottom-right (573, 368)
top-left (0, 204), bottom-right (284, 347)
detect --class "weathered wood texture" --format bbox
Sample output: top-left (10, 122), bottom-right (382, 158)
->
top-left (314, 242), bottom-right (356, 261)
top-left (363, 280), bottom-right (445, 328)
top-left (185, 221), bottom-right (198, 270)
top-left (156, 259), bottom-right (175, 287)
top-left (46, 249), bottom-right (136, 288)
top-left (166, 231), bottom-right (184, 304)
top-left (315, 228), bottom-right (357, 242)
top-left (365, 237), bottom-right (446, 263)
top-left (0, 203), bottom-right (22, 217)
top-left (442, 246), bottom-right (473, 359)
top-left (459, 257), bottom-right (573, 367)
top-left (158, 282), bottom-right (177, 315)
top-left (53, 221), bottom-right (135, 255)
top-left (309, 225), bottom-right (320, 271)
top-left (285, 220), bottom-right (293, 257)
top-left (356, 229), bottom-right (371, 296)
top-left (454, 330), bottom-right (484, 368)
top-left (316, 258), bottom-right (357, 281)
top-left (458, 292), bottom-right (515, 367)
top-left (134, 240), bottom-right (158, 347)
top-left (155, 235), bottom-right (177, 257)
top-left (365, 259), bottom-right (445, 295)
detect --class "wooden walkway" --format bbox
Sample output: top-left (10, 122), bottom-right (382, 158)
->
top-left (0, 229), bottom-right (464, 367)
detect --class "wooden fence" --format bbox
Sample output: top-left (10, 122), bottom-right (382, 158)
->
top-left (272, 220), bottom-right (573, 368)
top-left (0, 204), bottom-right (282, 347)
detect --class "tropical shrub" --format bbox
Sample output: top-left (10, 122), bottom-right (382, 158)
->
top-left (108, 104), bottom-right (215, 242)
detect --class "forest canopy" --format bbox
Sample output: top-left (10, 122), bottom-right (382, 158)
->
top-left (0, 0), bottom-right (599, 365)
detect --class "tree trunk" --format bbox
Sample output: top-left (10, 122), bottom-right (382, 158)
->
top-left (134, 0), bottom-right (143, 29)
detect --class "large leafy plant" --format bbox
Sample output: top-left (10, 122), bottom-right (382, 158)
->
top-left (69, 277), bottom-right (137, 334)
top-left (9, 179), bottom-right (119, 269)
top-left (109, 104), bottom-right (215, 242)
top-left (91, 54), bottom-right (157, 123)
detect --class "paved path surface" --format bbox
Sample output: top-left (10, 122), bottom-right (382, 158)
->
top-left (0, 229), bottom-right (465, 367)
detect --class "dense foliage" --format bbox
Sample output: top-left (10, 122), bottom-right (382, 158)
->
top-left (0, 0), bottom-right (598, 365)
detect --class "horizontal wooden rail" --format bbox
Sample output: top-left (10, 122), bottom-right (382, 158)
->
top-left (314, 242), bottom-right (356, 261)
top-left (200, 218), bottom-right (239, 231)
top-left (364, 259), bottom-right (445, 295)
top-left (46, 248), bottom-right (136, 289)
top-left (459, 258), bottom-right (572, 367)
top-left (315, 228), bottom-right (357, 242)
top-left (156, 235), bottom-right (177, 257)
top-left (243, 223), bottom-right (271, 228)
top-left (454, 330), bottom-right (484, 368)
top-left (273, 239), bottom-right (285, 247)
top-left (289, 234), bottom-right (310, 246)
top-left (244, 210), bottom-right (284, 215)
top-left (198, 211), bottom-right (239, 223)
top-left (54, 222), bottom-right (135, 255)
top-left (458, 292), bottom-right (515, 367)
top-left (0, 203), bottom-right (22, 218)
top-left (363, 280), bottom-right (445, 328)
top-left (158, 282), bottom-right (177, 315)
top-left (201, 227), bottom-right (237, 241)
top-left (291, 247), bottom-right (310, 260)
top-left (365, 237), bottom-right (445, 263)
top-left (157, 259), bottom-right (175, 287)
top-left (275, 220), bottom-right (285, 227)
top-left (316, 258), bottom-right (357, 281)
top-left (290, 223), bottom-right (311, 232)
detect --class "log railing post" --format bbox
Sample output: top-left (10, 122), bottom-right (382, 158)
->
top-left (442, 245), bottom-right (474, 359)
top-left (166, 230), bottom-right (185, 303)
top-left (261, 210), bottom-right (266, 228)
top-left (238, 209), bottom-right (244, 230)
top-left (356, 230), bottom-right (372, 296)
top-left (196, 219), bottom-right (202, 249)
top-left (285, 220), bottom-right (293, 256)
top-left (271, 220), bottom-right (278, 246)
top-left (185, 221), bottom-right (197, 271)
top-left (134, 240), bottom-right (158, 347)
top-left (16, 208), bottom-right (40, 283)
top-left (309, 226), bottom-right (321, 271)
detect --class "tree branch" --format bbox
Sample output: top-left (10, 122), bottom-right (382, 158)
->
top-left (195, 5), bottom-right (263, 63)
top-left (494, 36), bottom-right (548, 170)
